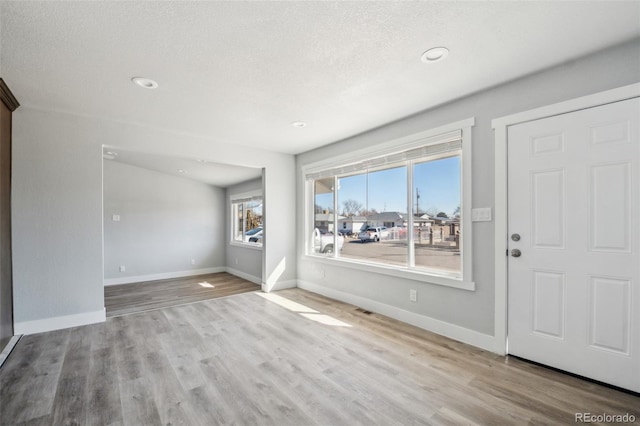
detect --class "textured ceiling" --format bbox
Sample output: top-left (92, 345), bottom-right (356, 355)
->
top-left (2, 1), bottom-right (640, 156)
top-left (103, 148), bottom-right (262, 188)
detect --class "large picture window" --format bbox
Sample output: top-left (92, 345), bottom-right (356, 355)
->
top-left (304, 120), bottom-right (473, 288)
top-left (231, 193), bottom-right (263, 247)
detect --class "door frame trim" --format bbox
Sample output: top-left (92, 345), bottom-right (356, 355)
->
top-left (491, 83), bottom-right (640, 355)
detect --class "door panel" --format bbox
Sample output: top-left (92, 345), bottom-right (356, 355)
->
top-left (589, 162), bottom-right (630, 252)
top-left (531, 270), bottom-right (565, 339)
top-left (507, 98), bottom-right (640, 392)
top-left (588, 276), bottom-right (631, 355)
top-left (531, 169), bottom-right (565, 248)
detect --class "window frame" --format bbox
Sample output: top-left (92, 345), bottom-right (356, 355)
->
top-left (302, 118), bottom-right (475, 291)
top-left (230, 190), bottom-right (263, 250)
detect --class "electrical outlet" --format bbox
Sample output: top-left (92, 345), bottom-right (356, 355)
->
top-left (190, 259), bottom-right (196, 265)
top-left (119, 265), bottom-right (126, 272)
top-left (112, 214), bottom-right (120, 222)
top-left (409, 289), bottom-right (417, 302)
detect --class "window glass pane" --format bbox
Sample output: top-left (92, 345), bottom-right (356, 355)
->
top-left (233, 203), bottom-right (243, 242)
top-left (337, 172), bottom-right (366, 232)
top-left (338, 166), bottom-right (407, 267)
top-left (232, 198), bottom-right (263, 245)
top-left (244, 199), bottom-right (263, 245)
top-left (413, 155), bottom-right (461, 276)
top-left (245, 200), bottom-right (262, 232)
top-left (313, 178), bottom-right (335, 255)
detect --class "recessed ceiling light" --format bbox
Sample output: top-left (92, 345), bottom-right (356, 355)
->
top-left (177, 169), bottom-right (186, 173)
top-left (196, 159), bottom-right (208, 163)
top-left (421, 47), bottom-right (449, 63)
top-left (105, 151), bottom-right (118, 156)
top-left (131, 77), bottom-right (159, 89)
top-left (291, 121), bottom-right (307, 128)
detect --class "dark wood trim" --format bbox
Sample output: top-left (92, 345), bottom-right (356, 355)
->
top-left (0, 82), bottom-right (14, 356)
top-left (0, 79), bottom-right (19, 111)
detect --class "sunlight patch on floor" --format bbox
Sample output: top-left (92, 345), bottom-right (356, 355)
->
top-left (255, 292), bottom-right (319, 313)
top-left (255, 292), bottom-right (351, 327)
top-left (198, 281), bottom-right (215, 288)
top-left (299, 313), bottom-right (351, 327)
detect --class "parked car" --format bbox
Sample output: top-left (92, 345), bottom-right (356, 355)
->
top-left (358, 226), bottom-right (389, 242)
top-left (248, 231), bottom-right (263, 243)
top-left (244, 227), bottom-right (263, 242)
top-left (314, 228), bottom-right (344, 254)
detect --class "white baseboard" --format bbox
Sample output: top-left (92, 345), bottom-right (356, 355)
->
top-left (262, 279), bottom-right (297, 293)
top-left (0, 335), bottom-right (21, 369)
top-left (225, 267), bottom-right (261, 285)
top-left (104, 267), bottom-right (226, 286)
top-left (15, 308), bottom-right (106, 335)
top-left (297, 280), bottom-right (497, 353)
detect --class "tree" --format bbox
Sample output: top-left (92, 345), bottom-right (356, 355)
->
top-left (341, 199), bottom-right (363, 216)
top-left (451, 205), bottom-right (460, 218)
top-left (425, 206), bottom-right (440, 218)
top-left (437, 212), bottom-right (448, 218)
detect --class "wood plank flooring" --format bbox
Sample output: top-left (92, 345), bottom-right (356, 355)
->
top-left (104, 272), bottom-right (260, 317)
top-left (1, 288), bottom-right (638, 425)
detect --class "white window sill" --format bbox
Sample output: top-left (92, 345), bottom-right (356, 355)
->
top-left (302, 254), bottom-right (475, 291)
top-left (230, 242), bottom-right (263, 251)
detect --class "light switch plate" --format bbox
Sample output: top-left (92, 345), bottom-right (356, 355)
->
top-left (471, 208), bottom-right (492, 222)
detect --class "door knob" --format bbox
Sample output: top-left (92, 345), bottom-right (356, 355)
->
top-left (511, 249), bottom-right (522, 258)
top-left (511, 233), bottom-right (521, 241)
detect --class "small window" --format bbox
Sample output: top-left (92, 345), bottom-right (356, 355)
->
top-left (231, 194), bottom-right (263, 247)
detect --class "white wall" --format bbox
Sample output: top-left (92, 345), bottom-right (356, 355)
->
top-left (12, 109), bottom-right (296, 334)
top-left (296, 38), bottom-right (640, 349)
top-left (225, 177), bottom-right (263, 284)
top-left (103, 160), bottom-right (225, 284)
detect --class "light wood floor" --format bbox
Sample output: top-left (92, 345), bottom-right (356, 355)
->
top-left (104, 272), bottom-right (260, 317)
top-left (1, 288), bottom-right (638, 425)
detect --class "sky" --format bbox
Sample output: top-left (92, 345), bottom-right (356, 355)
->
top-left (316, 156), bottom-right (460, 217)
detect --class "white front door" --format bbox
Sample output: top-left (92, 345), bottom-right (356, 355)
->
top-left (507, 97), bottom-right (640, 392)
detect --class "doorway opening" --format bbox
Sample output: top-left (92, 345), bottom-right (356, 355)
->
top-left (102, 147), bottom-right (264, 315)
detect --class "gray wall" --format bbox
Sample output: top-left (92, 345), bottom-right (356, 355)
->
top-left (12, 111), bottom-right (104, 325)
top-left (225, 177), bottom-right (263, 283)
top-left (296, 38), bottom-right (640, 336)
top-left (103, 160), bottom-right (225, 282)
top-left (12, 108), bottom-right (296, 331)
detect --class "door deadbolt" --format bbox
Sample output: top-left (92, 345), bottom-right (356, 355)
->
top-left (511, 233), bottom-right (521, 241)
top-left (511, 249), bottom-right (522, 258)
